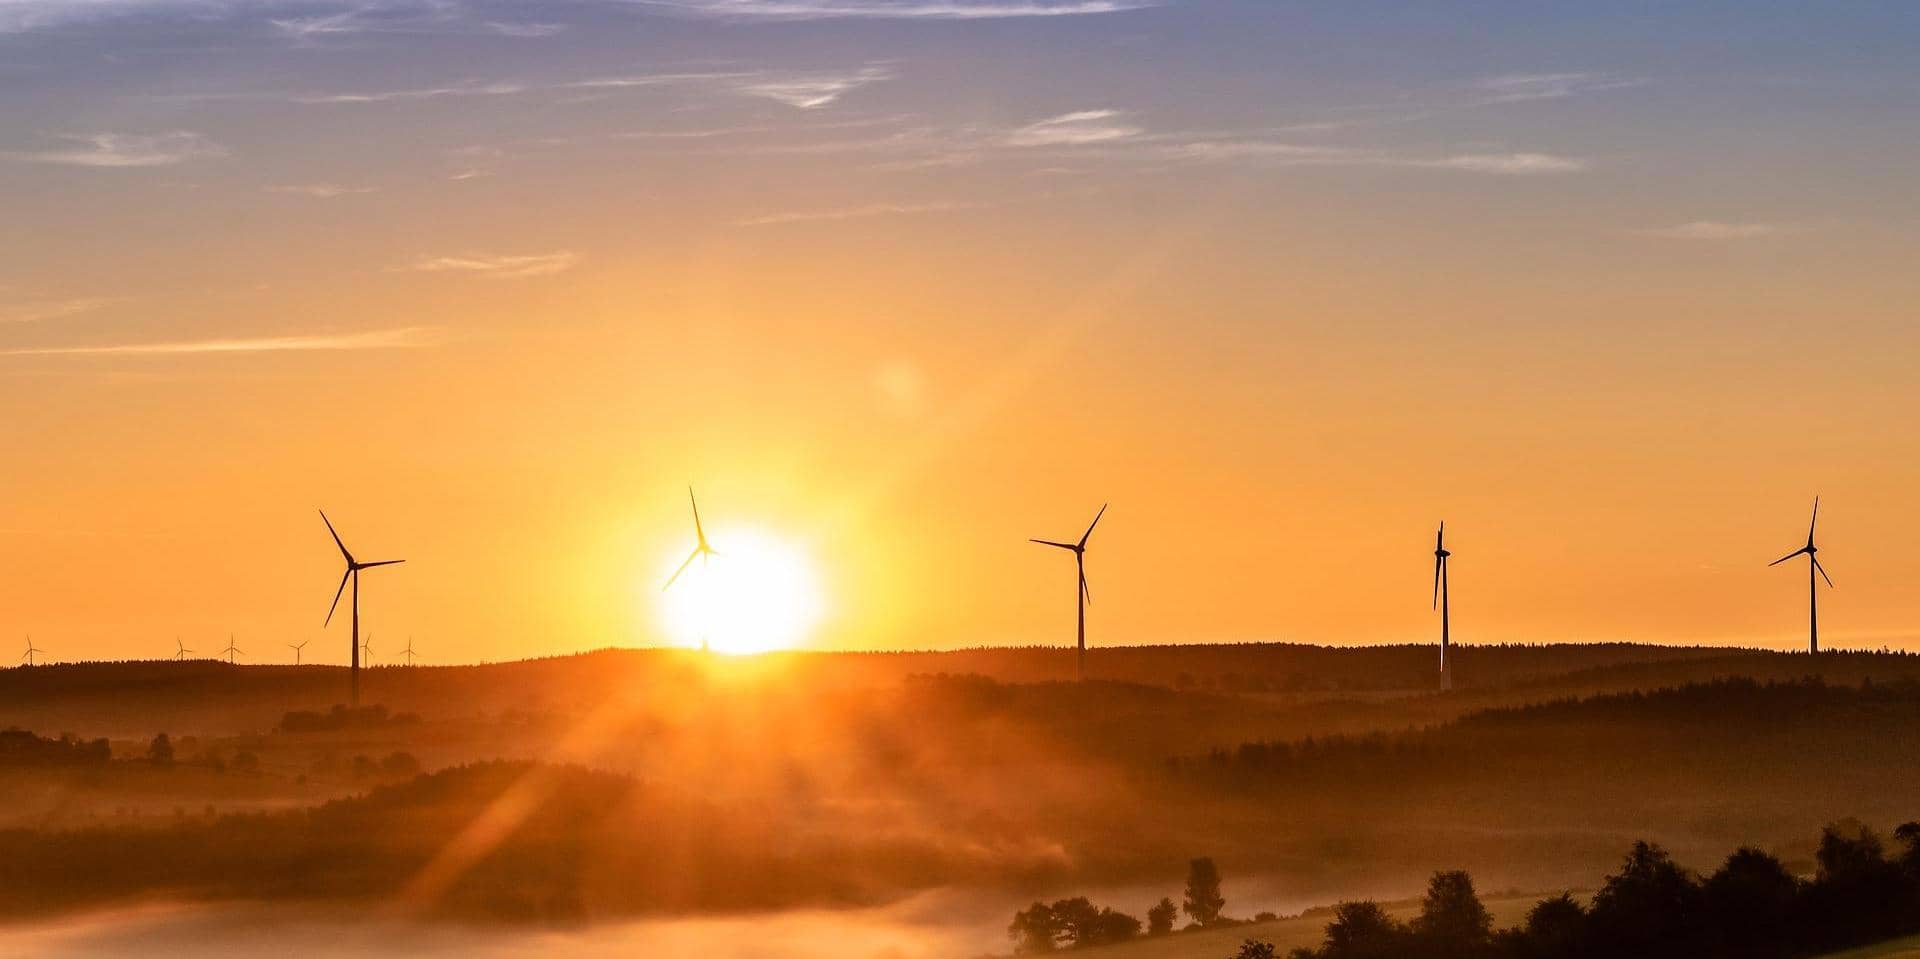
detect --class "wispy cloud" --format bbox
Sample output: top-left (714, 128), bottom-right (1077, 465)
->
top-left (0, 326), bottom-right (442, 356)
top-left (267, 183), bottom-right (375, 198)
top-left (733, 66), bottom-right (890, 109)
top-left (736, 200), bottom-right (970, 226)
top-left (0, 297), bottom-right (120, 325)
top-left (1419, 152), bottom-right (1587, 175)
top-left (1167, 140), bottom-right (1588, 175)
top-left (483, 20), bottom-right (566, 37)
top-left (1474, 72), bottom-right (1644, 104)
top-left (9, 131), bottom-right (225, 168)
top-left (293, 81), bottom-right (529, 105)
top-left (635, 0), bottom-right (1156, 20)
top-left (406, 251), bottom-right (578, 277)
top-left (1640, 221), bottom-right (1782, 240)
top-left (1007, 109), bottom-right (1142, 147)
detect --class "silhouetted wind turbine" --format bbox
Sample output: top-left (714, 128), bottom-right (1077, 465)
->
top-left (663, 487), bottom-right (717, 591)
top-left (321, 510), bottom-right (404, 707)
top-left (400, 636), bottom-right (417, 667)
top-left (288, 640), bottom-right (308, 665)
top-left (361, 634), bottom-right (375, 666)
top-left (1770, 496), bottom-right (1833, 654)
top-left (222, 635), bottom-right (244, 664)
top-left (20, 636), bottom-right (42, 667)
top-left (175, 637), bottom-right (193, 661)
top-left (1433, 522), bottom-right (1453, 691)
top-left (1031, 504), bottom-right (1107, 682)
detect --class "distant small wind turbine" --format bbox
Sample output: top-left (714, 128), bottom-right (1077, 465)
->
top-left (222, 635), bottom-right (244, 664)
top-left (1770, 496), bottom-right (1833, 654)
top-left (20, 636), bottom-right (43, 667)
top-left (1030, 503), bottom-right (1107, 682)
top-left (174, 637), bottom-right (193, 661)
top-left (1433, 522), bottom-right (1453, 691)
top-left (663, 487), bottom-right (717, 591)
top-left (288, 640), bottom-right (308, 665)
top-left (321, 510), bottom-right (405, 707)
top-left (400, 636), bottom-right (417, 667)
top-left (360, 634), bottom-right (374, 666)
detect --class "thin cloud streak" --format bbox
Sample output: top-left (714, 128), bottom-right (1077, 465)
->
top-left (0, 297), bottom-right (120, 324)
top-left (1007, 109), bottom-right (1141, 146)
top-left (406, 251), bottom-right (579, 277)
top-left (633, 0), bottom-right (1156, 20)
top-left (0, 326), bottom-right (443, 356)
top-left (8, 131), bottom-right (225, 167)
top-left (735, 200), bottom-right (971, 226)
top-left (1641, 221), bottom-right (1782, 240)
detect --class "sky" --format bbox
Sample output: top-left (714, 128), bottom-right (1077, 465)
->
top-left (3, 0), bottom-right (1919, 663)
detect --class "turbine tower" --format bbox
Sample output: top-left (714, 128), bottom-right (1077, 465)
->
top-left (222, 635), bottom-right (244, 664)
top-left (288, 640), bottom-right (308, 665)
top-left (400, 636), bottom-right (417, 667)
top-left (663, 487), bottom-right (717, 591)
top-left (1030, 503), bottom-right (1107, 682)
top-left (1769, 496), bottom-right (1833, 654)
top-left (174, 637), bottom-right (193, 661)
top-left (20, 636), bottom-right (42, 667)
top-left (1433, 522), bottom-right (1453, 691)
top-left (321, 510), bottom-right (405, 707)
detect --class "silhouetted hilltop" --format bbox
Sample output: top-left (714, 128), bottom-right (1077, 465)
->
top-left (0, 642), bottom-right (1768, 738)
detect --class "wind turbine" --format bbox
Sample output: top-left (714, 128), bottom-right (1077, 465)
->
top-left (320, 510), bottom-right (405, 707)
top-left (1770, 496), bottom-right (1833, 654)
top-left (222, 635), bottom-right (244, 664)
top-left (174, 637), bottom-right (193, 661)
top-left (20, 636), bottom-right (42, 667)
top-left (1030, 504), bottom-right (1107, 682)
top-left (360, 634), bottom-right (375, 666)
top-left (1433, 522), bottom-right (1453, 691)
top-left (663, 487), bottom-right (717, 591)
top-left (288, 640), bottom-right (308, 665)
top-left (400, 636), bottom-right (417, 667)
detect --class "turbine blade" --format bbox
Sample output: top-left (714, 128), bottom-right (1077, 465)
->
top-left (1769, 548), bottom-right (1809, 567)
top-left (359, 559), bottom-right (405, 569)
top-left (1080, 569), bottom-right (1091, 605)
top-left (1436, 522), bottom-right (1445, 551)
top-left (689, 487), bottom-right (708, 548)
top-left (1808, 496), bottom-right (1820, 546)
top-left (663, 548), bottom-right (700, 591)
top-left (1030, 539), bottom-right (1078, 551)
top-left (1433, 555), bottom-right (1443, 609)
top-left (324, 568), bottom-right (351, 626)
top-left (319, 510), bottom-right (354, 564)
top-left (1078, 503), bottom-right (1108, 549)
top-left (1815, 557), bottom-right (1834, 588)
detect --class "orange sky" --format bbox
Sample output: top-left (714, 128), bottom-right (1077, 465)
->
top-left (3, 1), bottom-right (1919, 663)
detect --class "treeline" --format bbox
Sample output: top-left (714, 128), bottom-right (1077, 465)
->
top-left (1245, 819), bottom-right (1920, 959)
top-left (1171, 677), bottom-right (1920, 789)
top-left (0, 728), bottom-right (109, 766)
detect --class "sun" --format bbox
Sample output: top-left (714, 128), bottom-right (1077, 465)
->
top-left (656, 525), bottom-right (825, 655)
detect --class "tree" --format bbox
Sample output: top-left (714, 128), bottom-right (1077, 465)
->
top-left (1009, 902), bottom-right (1057, 954)
top-left (1410, 870), bottom-right (1492, 958)
top-left (1148, 897), bottom-right (1179, 936)
top-left (1585, 841), bottom-right (1706, 959)
top-left (1185, 857), bottom-right (1227, 926)
top-left (1321, 901), bottom-right (1405, 959)
top-left (146, 732), bottom-right (174, 767)
top-left (1232, 940), bottom-right (1277, 959)
top-left (1703, 847), bottom-right (1798, 958)
top-left (1497, 892), bottom-right (1586, 959)
top-left (1802, 820), bottom-right (1912, 949)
